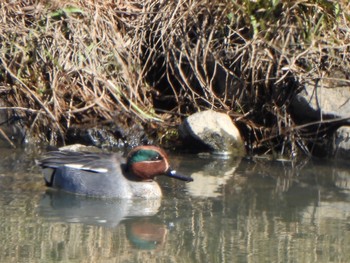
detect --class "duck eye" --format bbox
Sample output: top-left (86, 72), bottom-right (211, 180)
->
top-left (151, 154), bottom-right (162, 161)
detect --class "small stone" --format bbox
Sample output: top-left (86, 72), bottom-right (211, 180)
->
top-left (59, 144), bottom-right (102, 152)
top-left (179, 110), bottom-right (244, 155)
top-left (334, 126), bottom-right (350, 159)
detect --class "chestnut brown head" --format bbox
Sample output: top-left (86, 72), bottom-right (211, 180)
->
top-left (126, 146), bottom-right (193, 182)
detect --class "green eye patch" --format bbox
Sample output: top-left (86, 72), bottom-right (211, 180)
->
top-left (128, 150), bottom-right (162, 164)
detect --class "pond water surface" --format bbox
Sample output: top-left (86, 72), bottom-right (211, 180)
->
top-left (0, 147), bottom-right (350, 263)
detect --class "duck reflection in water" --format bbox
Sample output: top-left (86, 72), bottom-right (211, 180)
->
top-left (37, 190), bottom-right (168, 250)
top-left (37, 190), bottom-right (161, 227)
top-left (126, 218), bottom-right (168, 250)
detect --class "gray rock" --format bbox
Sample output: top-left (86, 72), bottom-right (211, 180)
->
top-left (66, 123), bottom-right (152, 149)
top-left (290, 80), bottom-right (350, 157)
top-left (59, 144), bottom-right (102, 152)
top-left (179, 110), bottom-right (244, 155)
top-left (334, 126), bottom-right (350, 159)
top-left (290, 84), bottom-right (350, 125)
top-left (0, 108), bottom-right (26, 147)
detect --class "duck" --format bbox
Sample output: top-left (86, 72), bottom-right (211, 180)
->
top-left (38, 145), bottom-right (193, 199)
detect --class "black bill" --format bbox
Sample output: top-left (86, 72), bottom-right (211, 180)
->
top-left (166, 169), bottom-right (193, 182)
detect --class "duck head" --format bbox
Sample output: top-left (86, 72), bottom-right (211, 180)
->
top-left (126, 145), bottom-right (193, 182)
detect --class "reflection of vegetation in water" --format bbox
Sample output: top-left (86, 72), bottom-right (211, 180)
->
top-left (1, 164), bottom-right (350, 262)
top-left (164, 157), bottom-right (350, 262)
top-left (0, 150), bottom-right (350, 262)
top-left (1, 1), bottom-right (349, 155)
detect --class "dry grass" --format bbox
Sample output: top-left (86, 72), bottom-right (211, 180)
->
top-left (120, 0), bottom-right (350, 155)
top-left (1, 0), bottom-right (350, 155)
top-left (0, 0), bottom-right (162, 144)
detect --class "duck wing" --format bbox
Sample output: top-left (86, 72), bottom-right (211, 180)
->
top-left (38, 151), bottom-right (123, 173)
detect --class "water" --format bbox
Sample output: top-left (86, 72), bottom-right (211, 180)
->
top-left (1, 147), bottom-right (350, 262)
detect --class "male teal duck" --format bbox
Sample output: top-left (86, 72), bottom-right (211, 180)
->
top-left (38, 145), bottom-right (193, 199)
